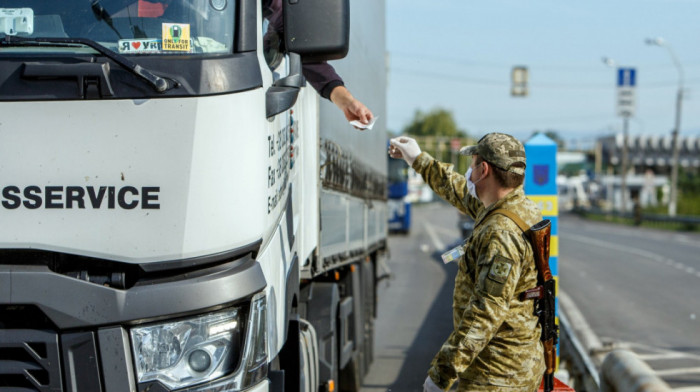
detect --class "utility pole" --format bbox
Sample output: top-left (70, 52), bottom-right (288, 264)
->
top-left (646, 37), bottom-right (684, 217)
top-left (668, 87), bottom-right (683, 216)
top-left (621, 116), bottom-right (629, 214)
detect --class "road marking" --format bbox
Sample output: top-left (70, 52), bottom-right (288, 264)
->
top-left (423, 221), bottom-right (445, 251)
top-left (564, 234), bottom-right (700, 278)
top-left (674, 235), bottom-right (700, 249)
top-left (638, 352), bottom-right (690, 361)
top-left (672, 387), bottom-right (700, 392)
top-left (625, 342), bottom-right (700, 362)
top-left (655, 367), bottom-right (700, 377)
top-left (430, 223), bottom-right (460, 238)
top-left (574, 220), bottom-right (700, 249)
top-left (564, 234), bottom-right (666, 262)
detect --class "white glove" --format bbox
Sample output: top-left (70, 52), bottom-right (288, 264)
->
top-left (423, 376), bottom-right (443, 392)
top-left (389, 137), bottom-right (422, 166)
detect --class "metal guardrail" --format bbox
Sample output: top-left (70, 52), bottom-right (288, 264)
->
top-left (600, 350), bottom-right (672, 392)
top-left (559, 310), bottom-right (601, 391)
top-left (559, 291), bottom-right (673, 392)
top-left (559, 292), bottom-right (602, 391)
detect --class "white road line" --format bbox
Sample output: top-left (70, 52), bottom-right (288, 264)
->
top-left (430, 223), bottom-right (460, 238)
top-left (625, 342), bottom-right (700, 362)
top-left (564, 234), bottom-right (667, 262)
top-left (423, 221), bottom-right (445, 251)
top-left (637, 352), bottom-right (690, 361)
top-left (672, 387), bottom-right (700, 392)
top-left (655, 367), bottom-right (700, 377)
top-left (564, 234), bottom-right (700, 278)
top-left (674, 235), bottom-right (700, 249)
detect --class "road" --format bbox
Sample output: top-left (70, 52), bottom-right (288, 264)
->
top-left (359, 202), bottom-right (700, 391)
top-left (361, 201), bottom-right (462, 392)
top-left (560, 213), bottom-right (700, 390)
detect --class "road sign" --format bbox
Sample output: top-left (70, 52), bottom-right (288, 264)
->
top-left (617, 68), bottom-right (636, 117)
top-left (511, 66), bottom-right (529, 97)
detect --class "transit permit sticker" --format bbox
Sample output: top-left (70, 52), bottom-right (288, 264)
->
top-left (162, 23), bottom-right (191, 51)
top-left (441, 245), bottom-right (465, 264)
top-left (118, 39), bottom-right (161, 54)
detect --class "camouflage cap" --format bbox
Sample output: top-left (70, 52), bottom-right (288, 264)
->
top-left (459, 133), bottom-right (526, 175)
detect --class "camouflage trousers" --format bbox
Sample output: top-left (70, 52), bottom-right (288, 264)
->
top-left (455, 377), bottom-right (541, 392)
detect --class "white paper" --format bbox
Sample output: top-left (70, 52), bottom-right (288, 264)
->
top-left (350, 116), bottom-right (378, 130)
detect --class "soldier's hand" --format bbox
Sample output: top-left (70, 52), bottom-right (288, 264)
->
top-left (423, 376), bottom-right (443, 392)
top-left (389, 137), bottom-right (422, 166)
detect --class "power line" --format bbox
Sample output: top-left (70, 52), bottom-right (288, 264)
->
top-left (390, 67), bottom-right (700, 90)
top-left (389, 51), bottom-right (700, 72)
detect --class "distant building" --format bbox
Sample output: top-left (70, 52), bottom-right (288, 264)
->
top-left (598, 134), bottom-right (700, 174)
top-left (593, 134), bottom-right (699, 210)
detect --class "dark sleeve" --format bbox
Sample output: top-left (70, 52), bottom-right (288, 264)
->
top-left (302, 62), bottom-right (344, 100)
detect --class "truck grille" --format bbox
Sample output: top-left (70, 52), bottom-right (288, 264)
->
top-left (0, 329), bottom-right (63, 392)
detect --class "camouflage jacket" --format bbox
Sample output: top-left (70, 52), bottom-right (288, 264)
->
top-left (413, 152), bottom-right (545, 390)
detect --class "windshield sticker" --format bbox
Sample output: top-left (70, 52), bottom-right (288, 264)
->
top-left (0, 8), bottom-right (34, 35)
top-left (162, 23), bottom-right (191, 52)
top-left (118, 39), bottom-right (161, 54)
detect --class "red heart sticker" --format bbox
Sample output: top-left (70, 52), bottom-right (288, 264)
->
top-left (132, 42), bottom-right (141, 49)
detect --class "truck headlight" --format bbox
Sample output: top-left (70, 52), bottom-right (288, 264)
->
top-left (130, 308), bottom-right (242, 389)
top-left (130, 292), bottom-right (268, 391)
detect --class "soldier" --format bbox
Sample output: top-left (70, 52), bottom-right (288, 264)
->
top-left (388, 133), bottom-right (545, 391)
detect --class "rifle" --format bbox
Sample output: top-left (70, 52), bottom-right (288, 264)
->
top-left (490, 210), bottom-right (558, 392)
top-left (520, 219), bottom-right (558, 392)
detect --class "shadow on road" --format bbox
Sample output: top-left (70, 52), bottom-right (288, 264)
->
top-left (384, 243), bottom-right (461, 392)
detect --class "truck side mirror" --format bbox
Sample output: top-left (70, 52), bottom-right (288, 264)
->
top-left (283, 0), bottom-right (349, 62)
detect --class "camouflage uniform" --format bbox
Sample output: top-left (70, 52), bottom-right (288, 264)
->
top-left (414, 133), bottom-right (545, 391)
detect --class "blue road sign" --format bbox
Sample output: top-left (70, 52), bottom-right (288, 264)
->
top-left (617, 68), bottom-right (636, 87)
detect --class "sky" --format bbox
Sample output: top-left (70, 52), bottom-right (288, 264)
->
top-left (385, 0), bottom-right (700, 148)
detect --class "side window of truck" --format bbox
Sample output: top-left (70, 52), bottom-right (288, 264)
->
top-left (261, 0), bottom-right (283, 70)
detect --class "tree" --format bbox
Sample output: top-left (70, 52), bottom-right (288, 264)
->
top-left (403, 108), bottom-right (466, 137)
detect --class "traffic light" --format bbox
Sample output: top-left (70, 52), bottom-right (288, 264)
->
top-left (511, 66), bottom-right (528, 97)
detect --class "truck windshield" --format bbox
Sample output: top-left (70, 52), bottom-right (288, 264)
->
top-left (0, 0), bottom-right (235, 55)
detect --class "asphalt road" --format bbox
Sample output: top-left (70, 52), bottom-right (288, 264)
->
top-left (361, 201), bottom-right (462, 392)
top-left (560, 213), bottom-right (700, 390)
top-left (359, 202), bottom-right (700, 391)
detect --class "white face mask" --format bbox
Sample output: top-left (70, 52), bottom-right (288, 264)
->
top-left (465, 166), bottom-right (484, 200)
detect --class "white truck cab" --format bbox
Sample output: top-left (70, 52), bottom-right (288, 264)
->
top-left (0, 1), bottom-right (387, 391)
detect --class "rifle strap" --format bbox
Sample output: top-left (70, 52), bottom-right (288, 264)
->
top-left (488, 209), bottom-right (542, 302)
top-left (490, 208), bottom-right (531, 234)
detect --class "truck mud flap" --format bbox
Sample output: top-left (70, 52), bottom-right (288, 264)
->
top-left (300, 282), bottom-right (339, 390)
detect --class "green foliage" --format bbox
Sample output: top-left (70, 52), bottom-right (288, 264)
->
top-left (679, 168), bottom-right (700, 193)
top-left (676, 168), bottom-right (700, 215)
top-left (403, 109), bottom-right (466, 137)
